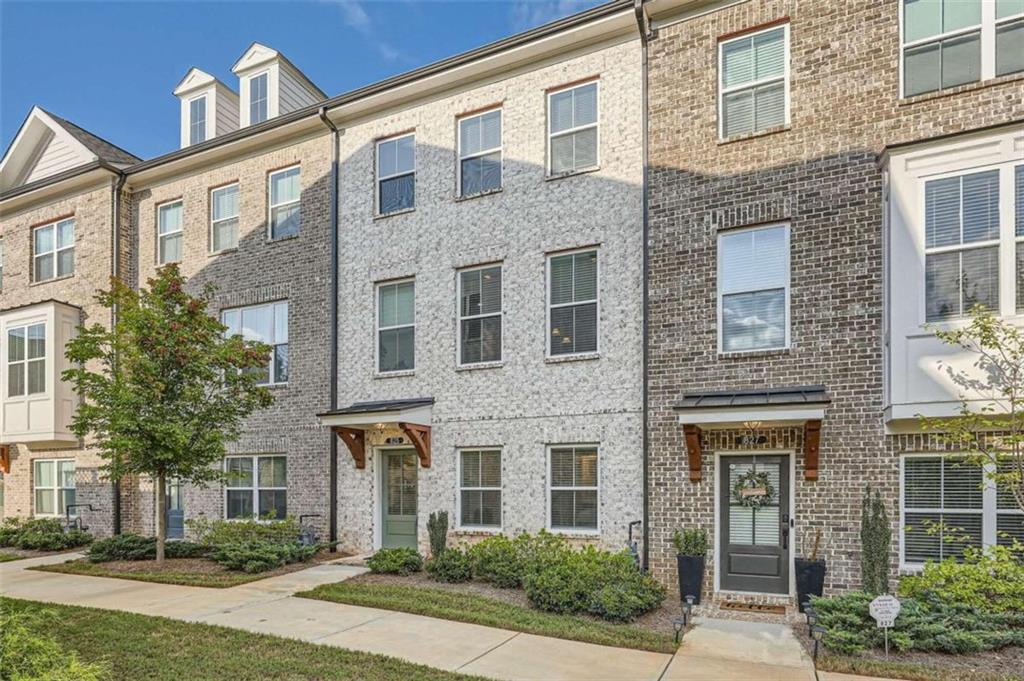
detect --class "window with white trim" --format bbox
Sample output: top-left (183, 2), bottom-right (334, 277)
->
top-left (7, 323), bottom-right (45, 397)
top-left (250, 72), bottom-right (269, 124)
top-left (459, 109), bottom-right (502, 196)
top-left (222, 301), bottom-right (288, 385)
top-left (902, 455), bottom-right (1024, 564)
top-left (458, 264), bottom-right (502, 365)
top-left (268, 166), bottom-right (300, 239)
top-left (718, 224), bottom-right (789, 352)
top-left (1016, 165), bottom-right (1024, 313)
top-left (210, 184), bottom-right (239, 253)
top-left (902, 0), bottom-right (1024, 98)
top-left (0, 236), bottom-right (4, 291)
top-left (997, 459), bottom-right (1024, 547)
top-left (34, 459), bottom-right (75, 517)
top-left (189, 95), bottom-right (207, 146)
top-left (548, 249), bottom-right (598, 356)
top-left (548, 81), bottom-right (598, 175)
top-left (459, 449), bottom-right (501, 529)
top-left (377, 134), bottom-right (415, 214)
top-left (549, 445), bottom-right (598, 532)
top-left (33, 218), bottom-right (74, 281)
top-left (225, 455), bottom-right (286, 519)
top-left (719, 25), bottom-right (788, 138)
top-left (377, 280), bottom-right (415, 372)
top-left (157, 201), bottom-right (183, 265)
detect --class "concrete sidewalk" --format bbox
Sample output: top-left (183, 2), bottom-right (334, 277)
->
top-left (1, 552), bottom-right (826, 680)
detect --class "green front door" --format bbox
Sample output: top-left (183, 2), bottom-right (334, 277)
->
top-left (382, 450), bottom-right (418, 549)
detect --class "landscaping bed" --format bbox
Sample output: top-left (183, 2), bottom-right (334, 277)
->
top-left (1, 597), bottom-right (485, 681)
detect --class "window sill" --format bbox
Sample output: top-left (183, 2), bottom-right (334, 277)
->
top-left (549, 528), bottom-right (600, 538)
top-left (266, 233), bottom-right (300, 245)
top-left (208, 247), bottom-right (238, 258)
top-left (262, 383), bottom-right (289, 391)
top-left (718, 125), bottom-right (790, 146)
top-left (452, 527), bottom-right (503, 536)
top-left (545, 352), bottom-right (600, 364)
top-left (717, 347), bottom-right (790, 360)
top-left (374, 370), bottom-right (415, 379)
top-left (374, 208), bottom-right (415, 221)
top-left (899, 71), bottom-right (1024, 106)
top-left (456, 361), bottom-right (504, 372)
top-left (455, 188), bottom-right (503, 202)
top-left (545, 166), bottom-right (600, 182)
top-left (29, 273), bottom-right (75, 287)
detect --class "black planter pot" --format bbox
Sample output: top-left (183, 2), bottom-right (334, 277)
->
top-left (795, 558), bottom-right (826, 612)
top-left (676, 554), bottom-right (706, 605)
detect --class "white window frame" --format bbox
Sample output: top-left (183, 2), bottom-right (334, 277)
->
top-left (716, 222), bottom-right (792, 354)
top-left (249, 71), bottom-right (269, 125)
top-left (223, 454), bottom-right (287, 521)
top-left (220, 300), bottom-right (289, 386)
top-left (375, 278), bottom-right (416, 374)
top-left (546, 444), bottom-right (600, 535)
top-left (376, 133), bottom-right (416, 216)
top-left (717, 23), bottom-right (791, 140)
top-left (209, 183), bottom-right (239, 254)
top-left (6, 322), bottom-right (47, 399)
top-left (899, 1), bottom-right (1024, 98)
top-left (0, 236), bottom-right (5, 291)
top-left (156, 200), bottom-right (183, 265)
top-left (457, 108), bottom-right (503, 197)
top-left (189, 94), bottom-right (207, 146)
top-left (33, 458), bottom-right (75, 518)
top-left (546, 80), bottom-right (600, 176)
top-left (32, 218), bottom-right (75, 282)
top-left (456, 448), bottom-right (503, 532)
top-left (267, 165), bottom-right (301, 240)
top-left (899, 453), bottom-right (1022, 569)
top-left (457, 263), bottom-right (503, 367)
top-left (546, 247), bottom-right (601, 359)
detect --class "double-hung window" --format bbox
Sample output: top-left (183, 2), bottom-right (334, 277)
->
top-left (222, 301), bottom-right (289, 385)
top-left (549, 445), bottom-right (598, 532)
top-left (548, 249), bottom-right (598, 356)
top-left (459, 449), bottom-right (501, 529)
top-left (7, 323), bottom-right (45, 397)
top-left (0, 236), bottom-right (4, 291)
top-left (157, 201), bottom-right (183, 265)
top-left (719, 25), bottom-right (788, 139)
top-left (1016, 165), bottom-right (1024, 313)
top-left (225, 455), bottom-right (287, 519)
top-left (377, 134), bottom-right (415, 214)
top-left (189, 95), bottom-right (207, 146)
top-left (268, 166), bottom-right (300, 239)
top-left (548, 82), bottom-right (598, 175)
top-left (377, 280), bottom-right (415, 373)
top-left (249, 72), bottom-right (269, 124)
top-left (33, 218), bottom-right (74, 282)
top-left (718, 224), bottom-right (790, 352)
top-left (458, 265), bottom-right (502, 365)
top-left (34, 459), bottom-right (75, 517)
top-left (459, 109), bottom-right (502, 196)
top-left (902, 0), bottom-right (1024, 98)
top-left (210, 184), bottom-right (239, 253)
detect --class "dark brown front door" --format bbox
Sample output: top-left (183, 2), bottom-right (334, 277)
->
top-left (720, 454), bottom-right (790, 594)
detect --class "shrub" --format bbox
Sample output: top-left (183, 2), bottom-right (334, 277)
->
top-left (366, 547), bottom-right (423, 575)
top-left (860, 485), bottom-right (891, 595)
top-left (897, 545), bottom-right (1024, 613)
top-left (186, 515), bottom-right (299, 546)
top-left (513, 530), bottom-right (572, 575)
top-left (469, 534), bottom-right (523, 588)
top-left (427, 511), bottom-right (448, 558)
top-left (523, 545), bottom-right (665, 622)
top-left (0, 518), bottom-right (92, 551)
top-left (0, 608), bottom-right (110, 680)
top-left (86, 534), bottom-right (208, 563)
top-left (426, 547), bottom-right (473, 583)
top-left (671, 528), bottom-right (708, 557)
top-left (0, 517), bottom-right (24, 546)
top-left (209, 540), bottom-right (318, 573)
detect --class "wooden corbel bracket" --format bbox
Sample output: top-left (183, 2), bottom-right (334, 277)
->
top-left (332, 427), bottom-right (366, 469)
top-left (399, 422), bottom-right (431, 468)
top-left (683, 424), bottom-right (702, 482)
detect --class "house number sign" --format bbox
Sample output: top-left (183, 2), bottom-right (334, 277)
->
top-left (869, 594), bottom-right (901, 658)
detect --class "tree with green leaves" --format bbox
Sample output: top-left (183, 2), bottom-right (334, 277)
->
top-left (63, 265), bottom-right (274, 562)
top-left (860, 485), bottom-right (890, 595)
top-left (920, 307), bottom-right (1023, 514)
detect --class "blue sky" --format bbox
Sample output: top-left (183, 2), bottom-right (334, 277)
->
top-left (1, 0), bottom-right (603, 160)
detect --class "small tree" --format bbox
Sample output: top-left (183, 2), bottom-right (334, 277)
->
top-left (427, 511), bottom-right (448, 558)
top-left (64, 265), bottom-right (273, 562)
top-left (860, 485), bottom-right (891, 595)
top-left (921, 307), bottom-right (1024, 513)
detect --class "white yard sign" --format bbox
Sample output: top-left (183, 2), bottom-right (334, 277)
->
top-left (869, 595), bottom-right (901, 628)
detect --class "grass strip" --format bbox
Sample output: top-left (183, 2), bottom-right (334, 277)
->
top-left (31, 559), bottom-right (267, 588)
top-left (819, 653), bottom-right (1019, 681)
top-left (0, 551), bottom-right (25, 562)
top-left (298, 580), bottom-right (677, 654)
top-left (2, 597), bottom-right (486, 681)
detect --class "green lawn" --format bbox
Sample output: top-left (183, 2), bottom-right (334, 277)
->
top-left (31, 559), bottom-right (277, 588)
top-left (298, 581), bottom-right (677, 654)
top-left (818, 653), bottom-right (1019, 681)
top-left (0, 551), bottom-right (24, 562)
top-left (2, 597), bottom-right (487, 681)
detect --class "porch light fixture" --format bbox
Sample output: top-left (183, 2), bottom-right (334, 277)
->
top-left (742, 420), bottom-right (762, 431)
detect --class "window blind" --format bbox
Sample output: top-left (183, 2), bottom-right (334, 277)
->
top-left (378, 135), bottom-right (415, 213)
top-left (378, 281), bottom-right (415, 372)
top-left (549, 251), bottom-right (598, 355)
top-left (549, 83), bottom-right (598, 174)
top-left (550, 446), bottom-right (598, 531)
top-left (460, 450), bottom-right (501, 528)
top-left (720, 27), bottom-right (786, 137)
top-left (903, 457), bottom-right (984, 563)
top-left (460, 266), bottom-right (502, 364)
top-left (719, 225), bottom-right (788, 352)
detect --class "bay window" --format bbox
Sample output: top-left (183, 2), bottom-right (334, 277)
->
top-left (7, 323), bottom-right (45, 397)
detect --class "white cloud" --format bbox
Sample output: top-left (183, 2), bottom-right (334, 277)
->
top-left (326, 0), bottom-right (409, 63)
top-left (508, 0), bottom-right (592, 33)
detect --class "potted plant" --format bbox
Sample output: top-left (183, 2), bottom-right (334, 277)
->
top-left (795, 528), bottom-right (826, 612)
top-left (672, 528), bottom-right (708, 605)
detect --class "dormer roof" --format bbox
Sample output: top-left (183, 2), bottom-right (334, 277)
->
top-left (231, 42), bottom-right (326, 99)
top-left (173, 67), bottom-right (233, 97)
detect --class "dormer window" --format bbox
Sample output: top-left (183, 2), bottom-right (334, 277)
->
top-left (250, 73), bottom-right (268, 125)
top-left (189, 96), bottom-right (207, 145)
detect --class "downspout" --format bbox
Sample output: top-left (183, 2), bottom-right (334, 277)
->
top-left (633, 0), bottom-right (652, 572)
top-left (110, 170), bottom-right (127, 535)
top-left (318, 107), bottom-right (341, 551)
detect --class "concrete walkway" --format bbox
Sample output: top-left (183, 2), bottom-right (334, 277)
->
top-left (1, 552), bottom-right (828, 680)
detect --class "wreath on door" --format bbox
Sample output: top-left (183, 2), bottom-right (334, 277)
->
top-left (732, 470), bottom-right (776, 508)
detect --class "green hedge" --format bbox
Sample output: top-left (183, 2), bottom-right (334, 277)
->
top-left (425, 548), bottom-right (472, 583)
top-left (86, 534), bottom-right (208, 563)
top-left (1, 607), bottom-right (110, 680)
top-left (209, 541), bottom-right (319, 574)
top-left (0, 518), bottom-right (92, 551)
top-left (367, 548), bottom-right (423, 575)
top-left (185, 516), bottom-right (301, 546)
top-left (897, 545), bottom-right (1024, 613)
